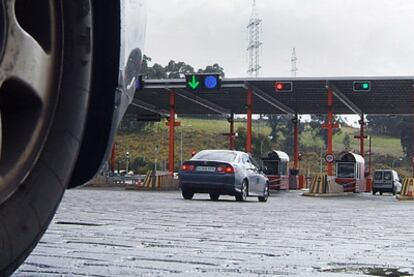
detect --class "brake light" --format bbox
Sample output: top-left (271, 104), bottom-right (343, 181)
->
top-left (217, 166), bottom-right (235, 174)
top-left (181, 164), bottom-right (195, 171)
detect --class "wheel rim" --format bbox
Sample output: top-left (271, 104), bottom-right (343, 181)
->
top-left (242, 182), bottom-right (247, 200)
top-left (0, 0), bottom-right (61, 204)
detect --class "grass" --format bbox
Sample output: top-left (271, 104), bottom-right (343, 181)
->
top-left (115, 117), bottom-right (407, 175)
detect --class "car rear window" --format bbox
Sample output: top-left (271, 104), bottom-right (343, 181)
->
top-left (384, 172), bottom-right (392, 181)
top-left (374, 171), bottom-right (383, 180)
top-left (193, 151), bottom-right (237, 162)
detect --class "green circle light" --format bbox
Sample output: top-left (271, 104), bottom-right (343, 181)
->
top-left (362, 83), bottom-right (369, 89)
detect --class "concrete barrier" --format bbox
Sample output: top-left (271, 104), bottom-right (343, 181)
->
top-left (131, 171), bottom-right (179, 191)
top-left (303, 175), bottom-right (353, 197)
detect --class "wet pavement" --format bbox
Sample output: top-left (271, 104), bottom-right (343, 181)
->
top-left (15, 188), bottom-right (414, 276)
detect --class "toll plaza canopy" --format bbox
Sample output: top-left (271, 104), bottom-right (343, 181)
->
top-left (129, 76), bottom-right (414, 117)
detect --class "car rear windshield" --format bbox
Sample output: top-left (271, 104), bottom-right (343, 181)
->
top-left (374, 171), bottom-right (383, 180)
top-left (384, 172), bottom-right (392, 180)
top-left (193, 151), bottom-right (237, 162)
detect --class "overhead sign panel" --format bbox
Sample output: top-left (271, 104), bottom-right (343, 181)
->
top-left (186, 74), bottom-right (221, 91)
top-left (353, 81), bottom-right (371, 92)
top-left (275, 81), bottom-right (293, 92)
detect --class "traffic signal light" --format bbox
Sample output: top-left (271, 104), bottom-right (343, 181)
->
top-left (275, 81), bottom-right (293, 92)
top-left (353, 81), bottom-right (371, 92)
top-left (186, 74), bottom-right (221, 91)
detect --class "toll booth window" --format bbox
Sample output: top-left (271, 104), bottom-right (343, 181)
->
top-left (384, 172), bottom-right (392, 181)
top-left (263, 161), bottom-right (279, 175)
top-left (374, 171), bottom-right (383, 180)
top-left (337, 162), bottom-right (355, 178)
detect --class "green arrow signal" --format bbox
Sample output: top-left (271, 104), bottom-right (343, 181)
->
top-left (188, 75), bottom-right (200, 90)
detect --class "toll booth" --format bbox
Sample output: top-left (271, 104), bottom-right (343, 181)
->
top-left (261, 151), bottom-right (290, 190)
top-left (335, 151), bottom-right (366, 193)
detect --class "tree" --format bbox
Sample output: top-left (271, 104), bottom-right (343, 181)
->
top-left (367, 115), bottom-right (402, 136)
top-left (343, 134), bottom-right (351, 150)
top-left (309, 115), bottom-right (342, 148)
top-left (234, 126), bottom-right (272, 158)
top-left (142, 55), bottom-right (225, 80)
top-left (367, 115), bottom-right (413, 159)
top-left (165, 60), bottom-right (195, 79)
top-left (198, 64), bottom-right (225, 77)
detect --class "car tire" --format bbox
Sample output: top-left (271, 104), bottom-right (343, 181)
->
top-left (392, 186), bottom-right (396, 196)
top-left (380, 191), bottom-right (383, 196)
top-left (258, 183), bottom-right (269, 202)
top-left (182, 190), bottom-right (194, 200)
top-left (0, 1), bottom-right (100, 275)
top-left (236, 180), bottom-right (248, 202)
top-left (372, 190), bottom-right (376, 195)
top-left (209, 193), bottom-right (220, 201)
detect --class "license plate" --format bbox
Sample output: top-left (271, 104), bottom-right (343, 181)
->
top-left (196, 166), bottom-right (216, 172)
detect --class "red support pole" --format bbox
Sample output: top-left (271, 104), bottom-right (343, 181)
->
top-left (246, 89), bottom-right (253, 154)
top-left (169, 91), bottom-right (176, 176)
top-left (354, 114), bottom-right (367, 157)
top-left (321, 88), bottom-right (339, 176)
top-left (229, 113), bottom-right (235, 150)
top-left (293, 114), bottom-right (299, 170)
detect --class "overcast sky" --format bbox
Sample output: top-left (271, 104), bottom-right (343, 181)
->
top-left (145, 0), bottom-right (414, 78)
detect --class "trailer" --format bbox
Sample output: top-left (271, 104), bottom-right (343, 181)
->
top-left (261, 151), bottom-right (290, 190)
top-left (335, 152), bottom-right (366, 193)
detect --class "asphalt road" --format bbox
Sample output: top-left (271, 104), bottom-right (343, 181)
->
top-left (15, 188), bottom-right (414, 276)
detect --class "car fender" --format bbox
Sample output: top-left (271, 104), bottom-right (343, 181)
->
top-left (69, 0), bottom-right (147, 188)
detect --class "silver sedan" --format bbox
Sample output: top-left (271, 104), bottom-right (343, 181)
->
top-left (179, 150), bottom-right (270, 202)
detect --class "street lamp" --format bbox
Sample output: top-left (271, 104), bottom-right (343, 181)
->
top-left (154, 145), bottom-right (159, 173)
top-left (125, 151), bottom-right (130, 173)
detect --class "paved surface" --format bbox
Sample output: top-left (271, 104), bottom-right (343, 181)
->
top-left (15, 189), bottom-right (414, 276)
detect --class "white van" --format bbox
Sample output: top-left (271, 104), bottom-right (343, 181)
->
top-left (373, 170), bottom-right (402, 195)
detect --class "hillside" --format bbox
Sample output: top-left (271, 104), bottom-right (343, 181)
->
top-left (114, 118), bottom-right (411, 177)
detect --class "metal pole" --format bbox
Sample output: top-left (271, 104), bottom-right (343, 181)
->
top-left (154, 145), bottom-right (159, 173)
top-left (293, 113), bottom-right (299, 170)
top-left (246, 89), bottom-right (253, 153)
top-left (180, 127), bottom-right (183, 166)
top-left (412, 86), bottom-right (414, 177)
top-left (360, 114), bottom-right (365, 157)
top-left (327, 88), bottom-right (334, 176)
top-left (229, 113), bottom-right (235, 150)
top-left (126, 152), bottom-right (129, 173)
top-left (169, 91), bottom-right (175, 176)
top-left (369, 136), bottom-right (372, 175)
top-left (320, 146), bottom-right (323, 174)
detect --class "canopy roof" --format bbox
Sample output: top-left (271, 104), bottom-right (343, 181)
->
top-left (130, 76), bottom-right (414, 117)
